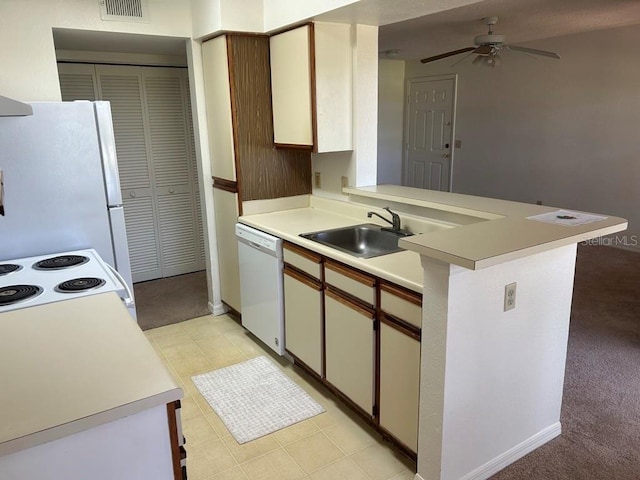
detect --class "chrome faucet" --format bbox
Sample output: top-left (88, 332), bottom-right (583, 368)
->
top-left (367, 207), bottom-right (402, 232)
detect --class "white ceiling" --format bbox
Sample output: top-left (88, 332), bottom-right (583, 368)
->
top-left (318, 0), bottom-right (640, 60)
top-left (52, 1), bottom-right (640, 61)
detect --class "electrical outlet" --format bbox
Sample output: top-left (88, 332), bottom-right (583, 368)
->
top-left (504, 282), bottom-right (517, 311)
top-left (314, 172), bottom-right (321, 189)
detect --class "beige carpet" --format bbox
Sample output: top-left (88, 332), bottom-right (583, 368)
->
top-left (134, 271), bottom-right (210, 331)
top-left (493, 244), bottom-right (640, 479)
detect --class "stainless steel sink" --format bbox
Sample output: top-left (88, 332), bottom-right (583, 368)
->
top-left (299, 223), bottom-right (413, 259)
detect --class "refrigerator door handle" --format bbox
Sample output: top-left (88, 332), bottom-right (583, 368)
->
top-left (94, 102), bottom-right (123, 207)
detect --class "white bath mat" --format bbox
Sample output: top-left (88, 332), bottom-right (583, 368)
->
top-left (192, 356), bottom-right (325, 444)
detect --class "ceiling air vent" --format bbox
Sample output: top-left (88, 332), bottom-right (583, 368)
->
top-left (99, 0), bottom-right (149, 23)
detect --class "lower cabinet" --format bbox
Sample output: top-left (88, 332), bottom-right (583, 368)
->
top-left (379, 318), bottom-right (421, 452)
top-left (325, 288), bottom-right (375, 415)
top-left (282, 242), bottom-right (422, 458)
top-left (283, 265), bottom-right (323, 376)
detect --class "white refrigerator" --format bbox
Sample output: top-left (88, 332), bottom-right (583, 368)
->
top-left (0, 101), bottom-right (136, 317)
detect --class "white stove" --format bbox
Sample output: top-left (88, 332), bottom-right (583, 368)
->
top-left (0, 249), bottom-right (134, 315)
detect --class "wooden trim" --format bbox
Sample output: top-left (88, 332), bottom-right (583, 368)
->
top-left (380, 281), bottom-right (422, 306)
top-left (374, 280), bottom-right (381, 426)
top-left (212, 176), bottom-right (238, 193)
top-left (274, 142), bottom-right (313, 151)
top-left (284, 241), bottom-right (322, 263)
top-left (381, 313), bottom-right (421, 342)
top-left (308, 22), bottom-right (318, 152)
top-left (379, 425), bottom-right (418, 461)
top-left (324, 379), bottom-right (375, 420)
top-left (286, 350), bottom-right (323, 382)
top-left (326, 286), bottom-right (375, 319)
top-left (284, 263), bottom-right (322, 291)
top-left (268, 21), bottom-right (314, 38)
top-left (166, 402), bottom-right (182, 480)
top-left (325, 259), bottom-right (376, 287)
top-left (226, 35), bottom-right (243, 203)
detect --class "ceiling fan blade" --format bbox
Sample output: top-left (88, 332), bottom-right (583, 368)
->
top-left (450, 51), bottom-right (476, 68)
top-left (420, 47), bottom-right (475, 64)
top-left (473, 45), bottom-right (492, 55)
top-left (507, 45), bottom-right (560, 59)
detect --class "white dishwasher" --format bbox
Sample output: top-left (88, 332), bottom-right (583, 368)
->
top-left (235, 223), bottom-right (285, 355)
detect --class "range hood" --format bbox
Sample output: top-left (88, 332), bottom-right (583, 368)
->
top-left (0, 95), bottom-right (33, 116)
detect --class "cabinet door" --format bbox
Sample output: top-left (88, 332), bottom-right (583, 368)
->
top-left (284, 267), bottom-right (323, 376)
top-left (325, 289), bottom-right (374, 414)
top-left (379, 318), bottom-right (421, 453)
top-left (269, 25), bottom-right (313, 147)
top-left (202, 36), bottom-right (236, 181)
top-left (213, 188), bottom-right (241, 312)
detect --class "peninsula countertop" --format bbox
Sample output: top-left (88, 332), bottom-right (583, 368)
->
top-left (345, 185), bottom-right (628, 269)
top-left (0, 292), bottom-right (182, 457)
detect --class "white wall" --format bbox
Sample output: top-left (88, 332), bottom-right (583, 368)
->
top-left (263, 0), bottom-right (359, 32)
top-left (377, 59), bottom-right (405, 185)
top-left (418, 244), bottom-right (577, 480)
top-left (0, 0), bottom-right (192, 101)
top-left (404, 24), bottom-right (640, 247)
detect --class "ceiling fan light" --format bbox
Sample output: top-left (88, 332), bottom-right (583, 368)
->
top-left (472, 55), bottom-right (484, 65)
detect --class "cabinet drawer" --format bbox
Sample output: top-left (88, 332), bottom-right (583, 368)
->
top-left (325, 260), bottom-right (375, 307)
top-left (284, 242), bottom-right (322, 280)
top-left (380, 282), bottom-right (422, 329)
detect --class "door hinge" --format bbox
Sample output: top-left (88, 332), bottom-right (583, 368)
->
top-left (372, 405), bottom-right (378, 417)
top-left (373, 320), bottom-right (378, 331)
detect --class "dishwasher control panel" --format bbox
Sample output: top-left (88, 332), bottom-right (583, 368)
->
top-left (236, 223), bottom-right (281, 252)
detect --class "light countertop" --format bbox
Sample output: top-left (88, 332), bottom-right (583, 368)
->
top-left (0, 293), bottom-right (182, 457)
top-left (346, 186), bottom-right (628, 269)
top-left (240, 206), bottom-right (424, 293)
top-left (241, 185), bottom-right (627, 280)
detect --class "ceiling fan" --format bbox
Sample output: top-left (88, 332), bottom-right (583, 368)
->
top-left (420, 17), bottom-right (560, 67)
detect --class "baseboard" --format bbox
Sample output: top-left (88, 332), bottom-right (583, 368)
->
top-left (458, 422), bottom-right (562, 480)
top-left (211, 301), bottom-right (227, 316)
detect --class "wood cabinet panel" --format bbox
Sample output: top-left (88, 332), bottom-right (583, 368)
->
top-left (228, 35), bottom-right (312, 201)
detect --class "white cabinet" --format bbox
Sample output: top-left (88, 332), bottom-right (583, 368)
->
top-left (379, 320), bottom-right (421, 452)
top-left (283, 244), bottom-right (324, 376)
top-left (213, 188), bottom-right (241, 312)
top-left (269, 23), bottom-right (353, 152)
top-left (325, 289), bottom-right (375, 414)
top-left (379, 283), bottom-right (422, 454)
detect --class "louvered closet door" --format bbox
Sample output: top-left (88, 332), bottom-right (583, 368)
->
top-left (141, 67), bottom-right (204, 277)
top-left (59, 63), bottom-right (205, 282)
top-left (96, 65), bottom-right (163, 282)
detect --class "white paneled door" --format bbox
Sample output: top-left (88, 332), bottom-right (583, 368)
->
top-left (58, 63), bottom-right (205, 282)
top-left (404, 76), bottom-right (456, 191)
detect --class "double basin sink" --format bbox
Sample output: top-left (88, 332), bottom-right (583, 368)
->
top-left (300, 223), bottom-right (413, 259)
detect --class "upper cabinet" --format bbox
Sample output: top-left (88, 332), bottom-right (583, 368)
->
top-left (269, 23), bottom-right (353, 153)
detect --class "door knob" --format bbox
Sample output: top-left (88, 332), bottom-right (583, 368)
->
top-left (442, 153), bottom-right (450, 158)
top-left (130, 191), bottom-right (136, 198)
top-left (169, 188), bottom-right (175, 194)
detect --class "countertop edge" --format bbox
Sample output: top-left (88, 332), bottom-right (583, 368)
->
top-left (0, 388), bottom-right (182, 458)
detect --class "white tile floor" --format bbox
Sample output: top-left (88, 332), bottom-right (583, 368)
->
top-left (145, 314), bottom-right (416, 480)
